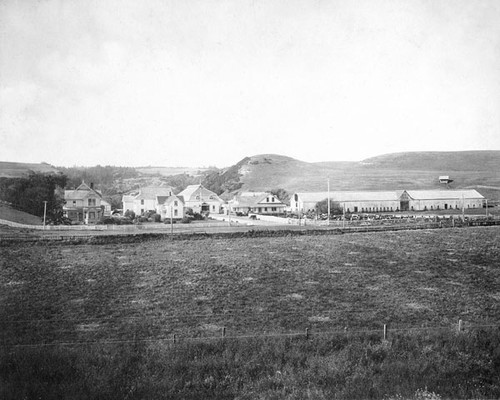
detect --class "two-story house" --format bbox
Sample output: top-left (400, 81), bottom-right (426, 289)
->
top-left (122, 186), bottom-right (174, 216)
top-left (228, 192), bottom-right (286, 215)
top-left (177, 184), bottom-right (224, 214)
top-left (156, 195), bottom-right (185, 220)
top-left (63, 182), bottom-right (104, 224)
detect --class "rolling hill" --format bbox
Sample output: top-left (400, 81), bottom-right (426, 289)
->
top-left (0, 162), bottom-right (61, 178)
top-left (216, 151), bottom-right (500, 200)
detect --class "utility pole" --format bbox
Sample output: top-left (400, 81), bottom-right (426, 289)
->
top-left (43, 201), bottom-right (47, 230)
top-left (343, 203), bottom-right (346, 229)
top-left (462, 195), bottom-right (465, 222)
top-left (327, 178), bottom-right (330, 226)
top-left (170, 204), bottom-right (174, 234)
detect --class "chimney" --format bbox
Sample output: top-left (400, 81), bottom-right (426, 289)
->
top-left (90, 182), bottom-right (94, 190)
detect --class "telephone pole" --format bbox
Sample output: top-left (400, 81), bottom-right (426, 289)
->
top-left (327, 179), bottom-right (330, 226)
top-left (43, 201), bottom-right (48, 230)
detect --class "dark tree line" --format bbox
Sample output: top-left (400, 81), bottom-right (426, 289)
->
top-left (58, 165), bottom-right (139, 190)
top-left (0, 173), bottom-right (67, 221)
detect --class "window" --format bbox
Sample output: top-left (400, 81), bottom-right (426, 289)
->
top-left (174, 209), bottom-right (178, 217)
top-left (264, 207), bottom-right (268, 211)
top-left (174, 201), bottom-right (178, 206)
top-left (272, 197), bottom-right (275, 202)
top-left (272, 207), bottom-right (277, 211)
top-left (73, 201), bottom-right (76, 206)
top-left (266, 197), bottom-right (270, 202)
top-left (89, 212), bottom-right (95, 219)
top-left (88, 198), bottom-right (96, 206)
top-left (141, 199), bottom-right (144, 205)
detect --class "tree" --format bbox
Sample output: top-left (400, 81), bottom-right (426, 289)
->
top-left (124, 210), bottom-right (136, 220)
top-left (0, 173), bottom-right (67, 221)
top-left (270, 188), bottom-right (290, 205)
top-left (315, 198), bottom-right (343, 216)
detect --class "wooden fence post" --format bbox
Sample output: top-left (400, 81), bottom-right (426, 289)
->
top-left (383, 324), bottom-right (388, 340)
top-left (222, 327), bottom-right (226, 338)
top-left (458, 319), bottom-right (463, 332)
top-left (305, 328), bottom-right (309, 340)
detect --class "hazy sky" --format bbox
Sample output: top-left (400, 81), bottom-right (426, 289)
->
top-left (1, 0), bottom-right (499, 167)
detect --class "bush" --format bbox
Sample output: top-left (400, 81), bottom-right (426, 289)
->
top-left (181, 216), bottom-right (192, 224)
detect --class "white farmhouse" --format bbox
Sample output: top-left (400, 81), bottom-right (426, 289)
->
top-left (177, 184), bottom-right (224, 214)
top-left (228, 192), bottom-right (286, 215)
top-left (122, 186), bottom-right (174, 216)
top-left (156, 194), bottom-right (185, 220)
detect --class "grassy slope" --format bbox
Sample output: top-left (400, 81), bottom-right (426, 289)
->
top-left (0, 203), bottom-right (42, 225)
top-left (237, 152), bottom-right (500, 200)
top-left (0, 161), bottom-right (59, 178)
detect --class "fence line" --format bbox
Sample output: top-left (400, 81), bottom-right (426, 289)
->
top-left (2, 221), bottom-right (500, 245)
top-left (3, 321), bottom-right (499, 349)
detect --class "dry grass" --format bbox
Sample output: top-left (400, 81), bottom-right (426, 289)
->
top-left (1, 227), bottom-right (499, 346)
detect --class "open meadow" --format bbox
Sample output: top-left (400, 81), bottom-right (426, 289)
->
top-left (1, 226), bottom-right (500, 399)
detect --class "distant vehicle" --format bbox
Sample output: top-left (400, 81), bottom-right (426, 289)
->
top-left (249, 214), bottom-right (257, 220)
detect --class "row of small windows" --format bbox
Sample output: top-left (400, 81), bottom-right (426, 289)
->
top-left (344, 204), bottom-right (477, 213)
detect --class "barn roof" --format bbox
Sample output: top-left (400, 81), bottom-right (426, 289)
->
top-left (296, 191), bottom-right (399, 203)
top-left (405, 189), bottom-right (484, 200)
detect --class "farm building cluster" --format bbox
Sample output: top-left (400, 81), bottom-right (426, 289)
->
top-left (290, 189), bottom-right (485, 215)
top-left (63, 181), bottom-right (486, 224)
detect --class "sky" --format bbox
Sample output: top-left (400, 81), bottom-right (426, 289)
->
top-left (1, 0), bottom-right (499, 168)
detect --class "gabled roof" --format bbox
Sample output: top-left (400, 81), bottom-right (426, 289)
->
top-left (231, 192), bottom-right (285, 207)
top-left (405, 189), bottom-right (484, 200)
top-left (156, 194), bottom-right (185, 206)
top-left (164, 195), bottom-right (184, 206)
top-left (134, 186), bottom-right (174, 200)
top-left (178, 184), bottom-right (223, 202)
top-left (64, 182), bottom-right (102, 200)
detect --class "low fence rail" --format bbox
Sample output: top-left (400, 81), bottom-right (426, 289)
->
top-left (2, 319), bottom-right (499, 349)
top-left (1, 217), bottom-right (499, 245)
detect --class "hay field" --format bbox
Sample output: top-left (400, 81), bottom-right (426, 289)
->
top-left (1, 227), bottom-right (499, 346)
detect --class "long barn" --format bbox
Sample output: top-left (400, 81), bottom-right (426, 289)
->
top-left (290, 189), bottom-right (485, 214)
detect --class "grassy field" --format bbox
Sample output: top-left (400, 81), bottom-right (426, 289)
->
top-left (0, 203), bottom-right (42, 225)
top-left (1, 227), bottom-right (500, 398)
